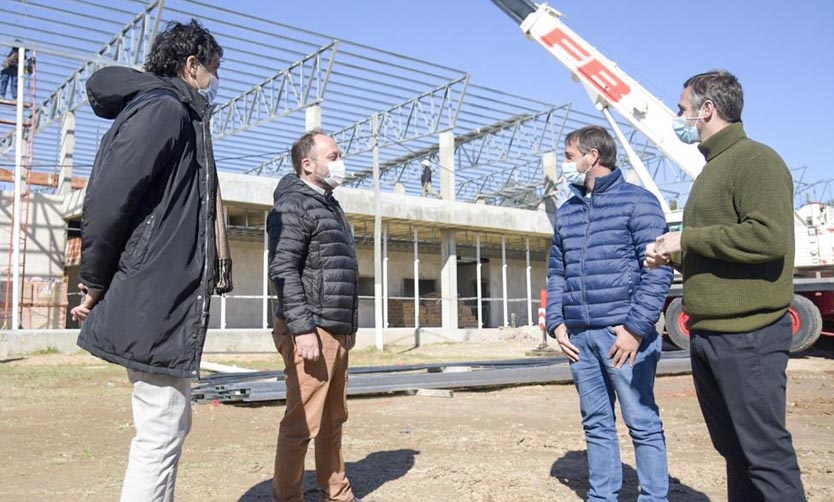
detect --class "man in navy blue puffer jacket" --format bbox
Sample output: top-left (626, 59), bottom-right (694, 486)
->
top-left (546, 125), bottom-right (673, 502)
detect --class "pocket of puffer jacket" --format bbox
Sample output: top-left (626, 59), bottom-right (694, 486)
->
top-left (133, 213), bottom-right (155, 264)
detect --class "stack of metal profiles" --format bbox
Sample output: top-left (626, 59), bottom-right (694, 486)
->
top-left (192, 352), bottom-right (692, 404)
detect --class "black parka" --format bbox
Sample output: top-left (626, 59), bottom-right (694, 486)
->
top-left (267, 174), bottom-right (359, 336)
top-left (76, 66), bottom-right (217, 378)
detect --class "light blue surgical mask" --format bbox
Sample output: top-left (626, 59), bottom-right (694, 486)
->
top-left (673, 109), bottom-right (704, 144)
top-left (561, 154), bottom-right (590, 186)
top-left (197, 67), bottom-right (219, 104)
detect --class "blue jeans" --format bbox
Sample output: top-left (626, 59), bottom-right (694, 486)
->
top-left (569, 327), bottom-right (668, 501)
top-left (0, 69), bottom-right (17, 100)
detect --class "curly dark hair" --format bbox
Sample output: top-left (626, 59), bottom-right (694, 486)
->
top-left (144, 19), bottom-right (223, 77)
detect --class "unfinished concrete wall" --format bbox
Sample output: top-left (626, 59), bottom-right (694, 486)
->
top-left (0, 192), bottom-right (67, 280)
top-left (208, 238), bottom-right (267, 329)
top-left (1, 192), bottom-right (68, 328)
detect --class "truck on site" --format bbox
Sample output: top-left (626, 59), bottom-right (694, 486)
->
top-left (490, 0), bottom-right (834, 352)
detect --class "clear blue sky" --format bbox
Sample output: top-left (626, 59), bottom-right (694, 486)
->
top-left (246, 0), bottom-right (834, 200)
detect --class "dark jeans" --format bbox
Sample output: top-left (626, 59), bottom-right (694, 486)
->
top-left (0, 68), bottom-right (17, 99)
top-left (690, 313), bottom-right (805, 502)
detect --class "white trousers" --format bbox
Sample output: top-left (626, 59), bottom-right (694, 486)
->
top-left (120, 369), bottom-right (192, 502)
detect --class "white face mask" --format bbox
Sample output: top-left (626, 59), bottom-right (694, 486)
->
top-left (197, 67), bottom-right (219, 104)
top-left (317, 159), bottom-right (346, 188)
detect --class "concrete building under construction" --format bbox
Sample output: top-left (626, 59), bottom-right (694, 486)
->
top-left (0, 0), bottom-right (680, 349)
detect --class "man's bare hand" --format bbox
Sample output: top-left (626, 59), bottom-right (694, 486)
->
top-left (295, 332), bottom-right (321, 361)
top-left (607, 325), bottom-right (642, 368)
top-left (554, 324), bottom-right (580, 362)
top-left (346, 333), bottom-right (356, 351)
top-left (644, 242), bottom-right (670, 269)
top-left (654, 232), bottom-right (683, 258)
top-left (70, 283), bottom-right (101, 322)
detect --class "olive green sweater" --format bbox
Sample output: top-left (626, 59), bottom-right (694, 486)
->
top-left (680, 123), bottom-right (794, 332)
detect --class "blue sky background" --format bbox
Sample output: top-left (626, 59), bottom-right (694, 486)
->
top-left (249, 0), bottom-right (834, 201)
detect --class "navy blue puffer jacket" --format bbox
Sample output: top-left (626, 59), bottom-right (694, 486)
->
top-left (546, 169), bottom-right (672, 338)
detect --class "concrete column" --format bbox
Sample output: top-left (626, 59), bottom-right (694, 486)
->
top-left (540, 151), bottom-right (559, 227)
top-left (11, 46), bottom-right (25, 331)
top-left (305, 104), bottom-right (322, 131)
top-left (58, 112), bottom-right (75, 195)
top-left (439, 131), bottom-right (455, 201)
top-left (220, 294), bottom-right (227, 330)
top-left (526, 237), bottom-right (532, 326)
top-left (383, 223), bottom-right (389, 328)
top-left (262, 211), bottom-right (269, 330)
top-left (502, 236), bottom-right (508, 327)
top-left (372, 114), bottom-right (383, 350)
top-left (413, 227), bottom-right (420, 330)
top-left (441, 229), bottom-right (458, 330)
top-left (476, 233), bottom-right (483, 329)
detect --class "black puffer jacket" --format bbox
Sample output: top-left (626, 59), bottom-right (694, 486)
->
top-left (267, 174), bottom-right (359, 335)
top-left (76, 66), bottom-right (218, 378)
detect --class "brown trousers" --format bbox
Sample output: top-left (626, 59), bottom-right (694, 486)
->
top-left (272, 321), bottom-right (353, 502)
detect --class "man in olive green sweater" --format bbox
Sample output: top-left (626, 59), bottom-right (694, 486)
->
top-left (647, 70), bottom-right (805, 502)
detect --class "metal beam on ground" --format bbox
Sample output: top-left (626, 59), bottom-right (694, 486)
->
top-left (191, 352), bottom-right (692, 404)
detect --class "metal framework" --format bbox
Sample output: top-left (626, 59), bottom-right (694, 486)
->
top-left (0, 0), bottom-right (687, 207)
top-left (211, 41), bottom-right (339, 140)
top-left (0, 0), bottom-right (164, 154)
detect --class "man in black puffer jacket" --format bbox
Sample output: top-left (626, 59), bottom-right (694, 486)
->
top-left (267, 128), bottom-right (360, 502)
top-left (70, 20), bottom-right (225, 502)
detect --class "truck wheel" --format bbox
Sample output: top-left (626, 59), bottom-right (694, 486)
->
top-left (665, 297), bottom-right (690, 351)
top-left (788, 294), bottom-right (822, 353)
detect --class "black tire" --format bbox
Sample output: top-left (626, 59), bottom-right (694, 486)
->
top-left (788, 294), bottom-right (822, 353)
top-left (665, 297), bottom-right (690, 351)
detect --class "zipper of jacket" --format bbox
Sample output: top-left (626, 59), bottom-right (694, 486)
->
top-left (580, 196), bottom-right (592, 327)
top-left (331, 199), bottom-right (359, 333)
top-left (199, 106), bottom-right (214, 333)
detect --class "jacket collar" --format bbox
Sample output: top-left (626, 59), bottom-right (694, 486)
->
top-left (569, 167), bottom-right (623, 199)
top-left (165, 76), bottom-right (211, 120)
top-left (697, 122), bottom-right (746, 162)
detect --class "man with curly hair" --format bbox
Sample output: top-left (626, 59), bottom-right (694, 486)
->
top-left (71, 19), bottom-right (229, 501)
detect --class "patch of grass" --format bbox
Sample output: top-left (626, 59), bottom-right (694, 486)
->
top-left (0, 361), bottom-right (124, 389)
top-left (33, 346), bottom-right (60, 355)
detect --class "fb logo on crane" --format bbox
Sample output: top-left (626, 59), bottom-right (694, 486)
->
top-left (540, 28), bottom-right (631, 103)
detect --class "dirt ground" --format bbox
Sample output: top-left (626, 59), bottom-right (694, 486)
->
top-left (1, 336), bottom-right (833, 501)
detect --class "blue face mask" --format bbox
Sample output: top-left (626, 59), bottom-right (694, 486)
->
top-left (197, 65), bottom-right (219, 105)
top-left (672, 109), bottom-right (704, 144)
top-left (561, 154), bottom-right (590, 186)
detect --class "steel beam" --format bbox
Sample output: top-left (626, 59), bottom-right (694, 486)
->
top-left (251, 75), bottom-right (470, 176)
top-left (0, 0), bottom-right (165, 155)
top-left (211, 41), bottom-right (338, 139)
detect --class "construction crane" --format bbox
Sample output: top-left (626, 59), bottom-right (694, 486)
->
top-left (489, 0), bottom-right (834, 352)
top-left (489, 0), bottom-right (705, 215)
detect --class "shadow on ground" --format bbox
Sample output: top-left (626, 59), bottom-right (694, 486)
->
top-left (239, 448), bottom-right (419, 501)
top-left (551, 450), bottom-right (711, 501)
top-left (793, 335), bottom-right (834, 360)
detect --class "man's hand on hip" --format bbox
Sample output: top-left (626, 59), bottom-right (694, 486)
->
top-left (608, 325), bottom-right (642, 368)
top-left (554, 324), bottom-right (580, 362)
top-left (295, 332), bottom-right (321, 361)
top-left (346, 333), bottom-right (356, 351)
